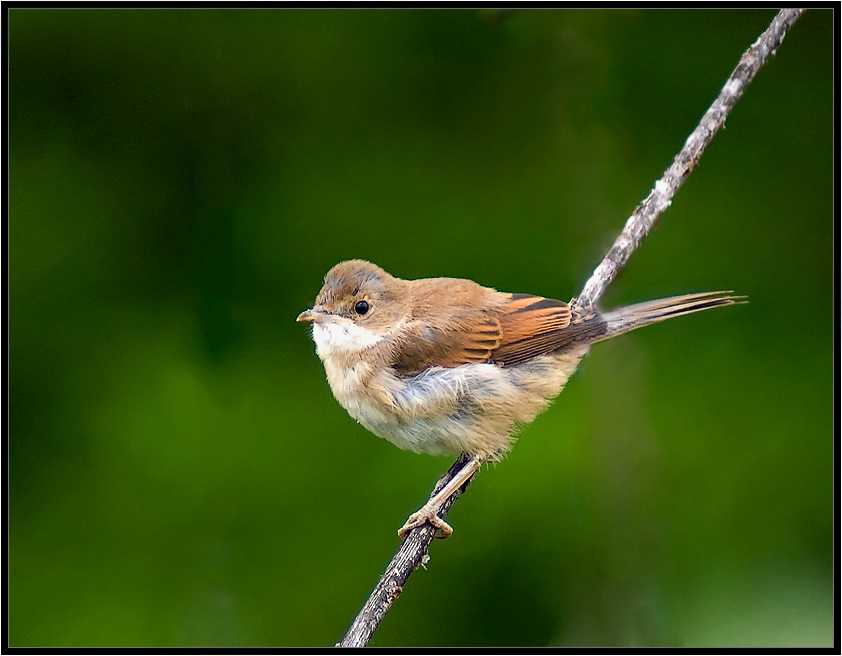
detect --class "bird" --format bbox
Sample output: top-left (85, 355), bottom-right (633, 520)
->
top-left (297, 259), bottom-right (741, 539)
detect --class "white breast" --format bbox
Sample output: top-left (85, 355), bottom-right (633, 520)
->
top-left (310, 320), bottom-right (591, 460)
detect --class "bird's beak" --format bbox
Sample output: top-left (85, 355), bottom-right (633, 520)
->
top-left (297, 307), bottom-right (327, 323)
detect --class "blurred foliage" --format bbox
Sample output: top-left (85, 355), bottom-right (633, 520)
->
top-left (8, 8), bottom-right (832, 648)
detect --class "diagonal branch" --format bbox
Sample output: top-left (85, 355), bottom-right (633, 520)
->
top-left (575, 8), bottom-right (806, 310)
top-left (338, 454), bottom-right (472, 648)
top-left (337, 8), bottom-right (806, 648)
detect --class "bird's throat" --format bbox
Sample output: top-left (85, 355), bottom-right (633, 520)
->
top-left (312, 320), bottom-right (384, 360)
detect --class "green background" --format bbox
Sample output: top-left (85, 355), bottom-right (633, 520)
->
top-left (9, 8), bottom-right (833, 648)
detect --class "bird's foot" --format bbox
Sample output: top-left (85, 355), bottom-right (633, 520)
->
top-left (398, 505), bottom-right (453, 540)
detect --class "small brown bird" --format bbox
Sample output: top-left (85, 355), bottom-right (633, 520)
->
top-left (298, 260), bottom-right (741, 539)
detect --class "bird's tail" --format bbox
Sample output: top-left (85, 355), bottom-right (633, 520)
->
top-left (592, 291), bottom-right (745, 342)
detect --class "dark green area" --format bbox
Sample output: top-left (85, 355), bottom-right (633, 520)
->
top-left (9, 8), bottom-right (832, 647)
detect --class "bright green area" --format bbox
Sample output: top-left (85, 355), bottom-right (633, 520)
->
top-left (9, 9), bottom-right (832, 648)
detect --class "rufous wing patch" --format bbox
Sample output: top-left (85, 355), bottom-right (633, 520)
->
top-left (391, 316), bottom-right (502, 374)
top-left (493, 294), bottom-right (604, 366)
top-left (391, 294), bottom-right (606, 374)
top-left (429, 316), bottom-right (502, 368)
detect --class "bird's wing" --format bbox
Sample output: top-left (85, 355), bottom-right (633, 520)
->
top-left (391, 293), bottom-right (606, 374)
top-left (491, 294), bottom-right (605, 366)
top-left (390, 315), bottom-right (503, 375)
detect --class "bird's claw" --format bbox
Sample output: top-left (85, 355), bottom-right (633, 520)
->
top-left (398, 507), bottom-right (453, 540)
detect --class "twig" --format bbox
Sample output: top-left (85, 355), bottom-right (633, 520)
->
top-left (575, 8), bottom-right (806, 310)
top-left (338, 455), bottom-right (472, 648)
top-left (337, 8), bottom-right (805, 648)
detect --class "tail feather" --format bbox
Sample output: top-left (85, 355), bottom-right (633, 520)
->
top-left (593, 291), bottom-right (745, 342)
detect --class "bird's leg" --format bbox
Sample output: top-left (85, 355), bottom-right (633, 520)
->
top-left (398, 455), bottom-right (484, 540)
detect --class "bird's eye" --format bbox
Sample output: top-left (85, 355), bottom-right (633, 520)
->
top-left (354, 300), bottom-right (370, 315)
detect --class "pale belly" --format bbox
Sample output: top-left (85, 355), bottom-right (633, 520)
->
top-left (321, 344), bottom-right (590, 459)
